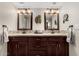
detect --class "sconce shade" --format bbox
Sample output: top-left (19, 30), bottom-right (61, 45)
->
top-left (45, 8), bottom-right (59, 14)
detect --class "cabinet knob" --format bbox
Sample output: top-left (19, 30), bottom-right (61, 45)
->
top-left (13, 37), bottom-right (15, 39)
top-left (16, 45), bottom-right (19, 48)
top-left (36, 39), bottom-right (40, 40)
top-left (59, 44), bottom-right (60, 48)
top-left (36, 46), bottom-right (40, 48)
top-left (36, 55), bottom-right (40, 56)
top-left (16, 45), bottom-right (18, 48)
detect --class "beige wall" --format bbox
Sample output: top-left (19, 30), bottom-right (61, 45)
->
top-left (0, 3), bottom-right (17, 31)
top-left (59, 3), bottom-right (79, 56)
top-left (0, 2), bottom-right (79, 56)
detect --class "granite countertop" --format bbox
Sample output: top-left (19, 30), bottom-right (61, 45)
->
top-left (8, 30), bottom-right (67, 37)
top-left (8, 32), bottom-right (67, 37)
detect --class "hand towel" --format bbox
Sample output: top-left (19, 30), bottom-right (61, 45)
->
top-left (0, 33), bottom-right (2, 43)
top-left (66, 27), bottom-right (75, 44)
top-left (1, 27), bottom-right (9, 43)
top-left (66, 28), bottom-right (71, 43)
top-left (3, 27), bottom-right (9, 43)
top-left (0, 28), bottom-right (3, 43)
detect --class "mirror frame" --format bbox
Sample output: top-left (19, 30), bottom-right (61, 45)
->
top-left (17, 12), bottom-right (33, 30)
top-left (44, 13), bottom-right (59, 30)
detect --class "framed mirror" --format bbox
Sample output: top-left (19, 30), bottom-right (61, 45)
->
top-left (17, 8), bottom-right (33, 30)
top-left (44, 10), bottom-right (59, 30)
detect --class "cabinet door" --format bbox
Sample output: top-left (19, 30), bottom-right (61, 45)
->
top-left (8, 36), bottom-right (28, 56)
top-left (28, 37), bottom-right (48, 56)
top-left (58, 43), bottom-right (69, 56)
top-left (7, 41), bottom-right (18, 56)
top-left (14, 37), bottom-right (28, 56)
top-left (47, 41), bottom-right (59, 56)
top-left (58, 37), bottom-right (69, 56)
top-left (17, 41), bottom-right (28, 56)
top-left (28, 50), bottom-right (47, 56)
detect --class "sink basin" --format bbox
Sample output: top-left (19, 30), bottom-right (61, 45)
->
top-left (8, 30), bottom-right (67, 36)
top-left (34, 30), bottom-right (43, 34)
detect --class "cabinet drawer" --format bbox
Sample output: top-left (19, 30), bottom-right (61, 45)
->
top-left (47, 41), bottom-right (58, 44)
top-left (9, 36), bottom-right (28, 42)
top-left (29, 41), bottom-right (47, 46)
top-left (29, 37), bottom-right (47, 41)
top-left (29, 38), bottom-right (47, 50)
top-left (29, 37), bottom-right (47, 46)
top-left (29, 50), bottom-right (47, 56)
top-left (47, 36), bottom-right (66, 42)
top-left (29, 45), bottom-right (47, 51)
top-left (48, 37), bottom-right (59, 41)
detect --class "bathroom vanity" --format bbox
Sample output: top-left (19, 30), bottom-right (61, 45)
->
top-left (7, 8), bottom-right (69, 56)
top-left (7, 34), bottom-right (69, 56)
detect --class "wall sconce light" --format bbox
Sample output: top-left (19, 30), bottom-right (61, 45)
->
top-left (44, 8), bottom-right (50, 13)
top-left (17, 8), bottom-right (32, 14)
top-left (51, 9), bottom-right (54, 13)
top-left (56, 10), bottom-right (59, 13)
top-left (45, 8), bottom-right (59, 14)
top-left (17, 10), bottom-right (20, 14)
top-left (21, 10), bottom-right (25, 13)
top-left (27, 8), bottom-right (32, 13)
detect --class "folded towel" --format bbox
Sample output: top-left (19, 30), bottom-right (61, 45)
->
top-left (0, 27), bottom-right (9, 44)
top-left (66, 26), bottom-right (75, 44)
top-left (66, 28), bottom-right (71, 43)
top-left (2, 27), bottom-right (9, 43)
top-left (0, 28), bottom-right (3, 43)
top-left (70, 30), bottom-right (75, 44)
top-left (0, 33), bottom-right (2, 43)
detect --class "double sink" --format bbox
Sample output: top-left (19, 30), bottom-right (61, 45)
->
top-left (8, 30), bottom-right (67, 36)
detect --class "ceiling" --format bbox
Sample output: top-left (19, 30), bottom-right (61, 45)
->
top-left (13, 2), bottom-right (63, 8)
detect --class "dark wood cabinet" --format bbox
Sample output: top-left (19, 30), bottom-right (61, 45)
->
top-left (7, 36), bottom-right (69, 56)
top-left (28, 37), bottom-right (48, 56)
top-left (8, 41), bottom-right (18, 56)
top-left (7, 36), bottom-right (28, 56)
top-left (47, 41), bottom-right (59, 56)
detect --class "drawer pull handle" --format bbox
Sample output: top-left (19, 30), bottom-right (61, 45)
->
top-left (59, 44), bottom-right (60, 48)
top-left (16, 45), bottom-right (19, 48)
top-left (36, 46), bottom-right (40, 47)
top-left (16, 45), bottom-right (18, 48)
top-left (18, 45), bottom-right (19, 48)
top-left (37, 39), bottom-right (40, 40)
top-left (36, 55), bottom-right (40, 56)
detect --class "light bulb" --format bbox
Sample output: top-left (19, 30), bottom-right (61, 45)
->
top-left (17, 10), bottom-right (20, 13)
top-left (22, 10), bottom-right (25, 13)
top-left (45, 9), bottom-right (50, 13)
top-left (56, 10), bottom-right (59, 13)
top-left (27, 9), bottom-right (31, 13)
top-left (51, 10), bottom-right (54, 13)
